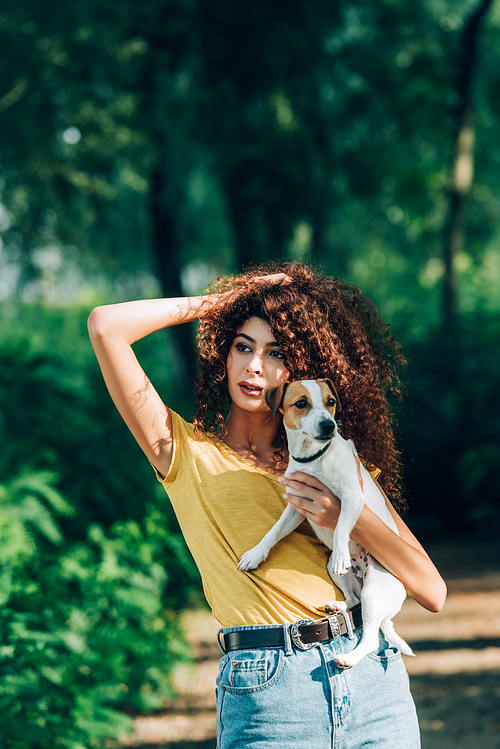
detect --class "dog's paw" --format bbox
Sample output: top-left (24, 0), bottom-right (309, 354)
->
top-left (331, 552), bottom-right (351, 577)
top-left (324, 600), bottom-right (347, 613)
top-left (334, 654), bottom-right (355, 670)
top-left (237, 546), bottom-right (267, 571)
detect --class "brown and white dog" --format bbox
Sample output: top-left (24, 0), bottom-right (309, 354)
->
top-left (237, 379), bottom-right (413, 669)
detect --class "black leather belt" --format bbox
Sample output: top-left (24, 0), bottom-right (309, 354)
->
top-left (220, 605), bottom-right (362, 653)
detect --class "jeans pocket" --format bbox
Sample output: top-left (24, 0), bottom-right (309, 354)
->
top-left (221, 648), bottom-right (285, 694)
top-left (367, 642), bottom-right (401, 664)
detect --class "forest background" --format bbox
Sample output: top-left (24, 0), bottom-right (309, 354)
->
top-left (0, 0), bottom-right (499, 747)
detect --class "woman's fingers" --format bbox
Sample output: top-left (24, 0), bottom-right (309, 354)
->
top-left (282, 471), bottom-right (328, 488)
top-left (221, 273), bottom-right (291, 306)
top-left (284, 492), bottom-right (314, 513)
top-left (278, 472), bottom-right (335, 501)
top-left (283, 482), bottom-right (323, 504)
top-left (253, 273), bottom-right (292, 285)
top-left (279, 472), bottom-right (341, 528)
top-left (284, 491), bottom-right (337, 527)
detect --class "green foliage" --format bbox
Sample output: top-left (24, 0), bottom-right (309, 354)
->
top-left (400, 313), bottom-right (500, 538)
top-left (0, 14), bottom-right (498, 749)
top-left (0, 471), bottom-right (192, 749)
top-left (0, 470), bottom-right (74, 573)
top-left (2, 0), bottom-right (500, 311)
top-left (0, 308), bottom-right (202, 747)
top-left (0, 303), bottom-right (176, 528)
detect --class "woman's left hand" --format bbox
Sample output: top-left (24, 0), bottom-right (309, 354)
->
top-left (278, 472), bottom-right (341, 529)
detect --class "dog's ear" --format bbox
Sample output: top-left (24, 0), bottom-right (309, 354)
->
top-left (319, 378), bottom-right (342, 412)
top-left (264, 382), bottom-right (289, 418)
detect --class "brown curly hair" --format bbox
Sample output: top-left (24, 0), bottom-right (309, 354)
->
top-left (193, 261), bottom-right (407, 509)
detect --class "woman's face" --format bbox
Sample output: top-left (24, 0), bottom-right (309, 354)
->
top-left (226, 316), bottom-right (289, 414)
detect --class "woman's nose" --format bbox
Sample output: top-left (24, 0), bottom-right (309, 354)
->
top-left (247, 354), bottom-right (263, 374)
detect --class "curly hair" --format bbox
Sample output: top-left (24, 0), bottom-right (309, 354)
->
top-left (193, 261), bottom-right (407, 509)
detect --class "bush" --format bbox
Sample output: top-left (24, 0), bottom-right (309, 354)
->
top-left (0, 332), bottom-right (154, 530)
top-left (0, 471), bottom-right (193, 749)
top-left (400, 313), bottom-right (500, 538)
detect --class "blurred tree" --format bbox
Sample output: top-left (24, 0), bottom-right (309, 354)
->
top-left (442, 0), bottom-right (495, 341)
top-left (2, 0), bottom-right (500, 335)
top-left (1, 0), bottom-right (500, 536)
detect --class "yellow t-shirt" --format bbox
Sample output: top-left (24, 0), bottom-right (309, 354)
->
top-left (156, 411), bottom-right (372, 627)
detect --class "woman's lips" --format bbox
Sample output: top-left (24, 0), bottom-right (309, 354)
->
top-left (239, 382), bottom-right (264, 396)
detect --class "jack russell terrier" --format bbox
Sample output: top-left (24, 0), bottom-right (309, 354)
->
top-left (238, 378), bottom-right (413, 669)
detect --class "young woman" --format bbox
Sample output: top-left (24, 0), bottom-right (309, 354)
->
top-left (88, 262), bottom-right (446, 748)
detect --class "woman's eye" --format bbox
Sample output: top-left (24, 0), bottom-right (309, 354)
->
top-left (235, 342), bottom-right (251, 352)
top-left (270, 350), bottom-right (285, 359)
top-left (295, 400), bottom-right (307, 409)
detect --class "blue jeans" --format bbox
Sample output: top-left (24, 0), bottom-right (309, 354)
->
top-left (216, 623), bottom-right (420, 748)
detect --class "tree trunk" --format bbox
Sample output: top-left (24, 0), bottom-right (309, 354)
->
top-left (442, 0), bottom-right (494, 337)
top-left (224, 164), bottom-right (265, 270)
top-left (150, 165), bottom-right (198, 399)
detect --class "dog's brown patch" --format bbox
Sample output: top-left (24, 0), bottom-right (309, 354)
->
top-left (317, 378), bottom-right (341, 412)
top-left (316, 380), bottom-right (340, 417)
top-left (264, 382), bottom-right (290, 418)
top-left (281, 382), bottom-right (314, 429)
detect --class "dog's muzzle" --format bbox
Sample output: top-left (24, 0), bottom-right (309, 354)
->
top-left (316, 418), bottom-right (336, 441)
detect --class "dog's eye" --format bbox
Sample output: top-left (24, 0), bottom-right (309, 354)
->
top-left (327, 398), bottom-right (336, 407)
top-left (294, 400), bottom-right (307, 409)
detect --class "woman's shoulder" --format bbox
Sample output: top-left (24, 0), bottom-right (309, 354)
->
top-left (169, 409), bottom-right (195, 433)
top-left (168, 410), bottom-right (211, 451)
top-left (155, 410), bottom-right (217, 486)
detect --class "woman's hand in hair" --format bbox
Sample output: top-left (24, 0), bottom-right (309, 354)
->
top-left (253, 272), bottom-right (292, 285)
top-left (204, 272), bottom-right (292, 315)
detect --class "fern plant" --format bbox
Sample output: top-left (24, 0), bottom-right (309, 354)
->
top-left (0, 472), bottom-right (191, 749)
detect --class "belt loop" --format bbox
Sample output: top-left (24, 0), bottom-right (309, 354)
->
top-left (217, 628), bottom-right (227, 655)
top-left (343, 611), bottom-right (356, 640)
top-left (283, 623), bottom-right (294, 656)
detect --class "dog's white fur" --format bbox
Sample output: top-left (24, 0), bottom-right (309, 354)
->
top-left (238, 379), bottom-right (413, 669)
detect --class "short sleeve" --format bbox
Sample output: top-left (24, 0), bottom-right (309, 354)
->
top-left (151, 410), bottom-right (192, 486)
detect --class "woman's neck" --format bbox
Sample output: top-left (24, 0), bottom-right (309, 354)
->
top-left (221, 406), bottom-right (287, 473)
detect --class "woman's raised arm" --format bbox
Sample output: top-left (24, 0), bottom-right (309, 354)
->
top-left (88, 274), bottom-right (290, 478)
top-left (88, 295), bottom-right (216, 478)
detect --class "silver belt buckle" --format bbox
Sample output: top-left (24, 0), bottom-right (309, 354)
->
top-left (290, 618), bottom-right (317, 650)
top-left (328, 613), bottom-right (342, 639)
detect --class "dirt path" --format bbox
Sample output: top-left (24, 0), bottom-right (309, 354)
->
top-left (120, 542), bottom-right (500, 749)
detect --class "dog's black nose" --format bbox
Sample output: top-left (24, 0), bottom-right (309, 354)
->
top-left (317, 419), bottom-right (336, 440)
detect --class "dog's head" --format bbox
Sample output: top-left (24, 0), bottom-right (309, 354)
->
top-left (264, 379), bottom-right (341, 443)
